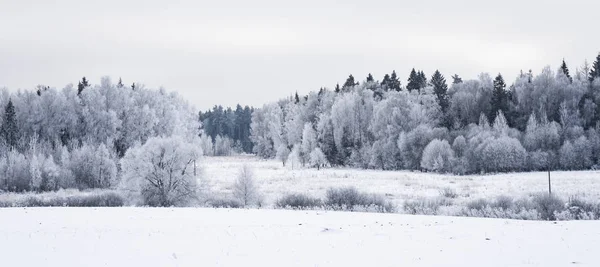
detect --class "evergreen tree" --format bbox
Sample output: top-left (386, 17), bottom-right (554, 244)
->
top-left (490, 74), bottom-right (509, 122)
top-left (418, 71), bottom-right (427, 89)
top-left (77, 77), bottom-right (89, 95)
top-left (381, 74), bottom-right (391, 91)
top-left (334, 83), bottom-right (341, 93)
top-left (431, 70), bottom-right (449, 113)
top-left (389, 70), bottom-right (401, 91)
top-left (366, 73), bottom-right (374, 83)
top-left (1, 99), bottom-right (18, 148)
top-left (406, 68), bottom-right (420, 92)
top-left (451, 74), bottom-right (463, 84)
top-left (117, 77), bottom-right (124, 88)
top-left (589, 53), bottom-right (600, 83)
top-left (343, 74), bottom-right (358, 90)
top-left (294, 92), bottom-right (300, 104)
top-left (131, 83), bottom-right (136, 90)
top-left (560, 59), bottom-right (572, 83)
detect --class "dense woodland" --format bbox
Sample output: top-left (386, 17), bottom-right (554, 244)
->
top-left (0, 77), bottom-right (200, 193)
top-left (250, 54), bottom-right (600, 174)
top-left (1, 54), bottom-right (600, 196)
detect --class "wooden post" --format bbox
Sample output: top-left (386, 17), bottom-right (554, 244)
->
top-left (548, 170), bottom-right (552, 196)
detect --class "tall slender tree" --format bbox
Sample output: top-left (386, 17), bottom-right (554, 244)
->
top-left (431, 70), bottom-right (449, 113)
top-left (381, 74), bottom-right (391, 91)
top-left (560, 59), bottom-right (573, 83)
top-left (389, 70), bottom-right (401, 91)
top-left (77, 77), bottom-right (89, 95)
top-left (490, 74), bottom-right (509, 122)
top-left (406, 68), bottom-right (420, 92)
top-left (366, 73), bottom-right (374, 83)
top-left (589, 53), bottom-right (600, 83)
top-left (1, 99), bottom-right (18, 148)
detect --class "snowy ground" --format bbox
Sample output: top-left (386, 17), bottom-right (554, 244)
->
top-left (1, 207), bottom-right (598, 267)
top-left (202, 155), bottom-right (600, 206)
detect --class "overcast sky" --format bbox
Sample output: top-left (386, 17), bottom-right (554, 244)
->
top-left (1, 0), bottom-right (598, 110)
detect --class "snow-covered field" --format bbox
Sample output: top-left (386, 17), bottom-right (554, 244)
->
top-left (1, 207), bottom-right (598, 267)
top-left (202, 155), bottom-right (600, 207)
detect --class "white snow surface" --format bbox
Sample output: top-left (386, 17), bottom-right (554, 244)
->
top-left (1, 207), bottom-right (599, 267)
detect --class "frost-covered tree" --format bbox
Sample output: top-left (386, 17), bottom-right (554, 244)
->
top-left (300, 123), bottom-right (317, 165)
top-left (199, 133), bottom-right (214, 156)
top-left (232, 165), bottom-right (259, 207)
top-left (309, 147), bottom-right (328, 170)
top-left (275, 144), bottom-right (290, 166)
top-left (120, 136), bottom-right (202, 206)
top-left (421, 139), bottom-right (454, 172)
top-left (286, 145), bottom-right (302, 170)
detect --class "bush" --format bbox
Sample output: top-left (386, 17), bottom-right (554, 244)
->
top-left (403, 197), bottom-right (452, 215)
top-left (532, 194), bottom-right (564, 220)
top-left (324, 187), bottom-right (394, 213)
top-left (438, 187), bottom-right (458, 198)
top-left (275, 193), bottom-right (322, 209)
top-left (564, 196), bottom-right (600, 220)
top-left (205, 197), bottom-right (242, 208)
top-left (0, 190), bottom-right (124, 207)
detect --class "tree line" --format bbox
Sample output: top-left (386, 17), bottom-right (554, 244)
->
top-left (250, 54), bottom-right (600, 174)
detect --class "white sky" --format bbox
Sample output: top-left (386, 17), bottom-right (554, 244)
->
top-left (1, 0), bottom-right (598, 110)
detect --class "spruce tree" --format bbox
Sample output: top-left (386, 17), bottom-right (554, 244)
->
top-left (589, 53), bottom-right (600, 83)
top-left (343, 74), bottom-right (358, 90)
top-left (117, 77), bottom-right (124, 88)
top-left (560, 59), bottom-right (572, 83)
top-left (431, 70), bottom-right (449, 113)
top-left (390, 70), bottom-right (401, 91)
top-left (77, 77), bottom-right (89, 95)
top-left (366, 73), bottom-right (374, 83)
top-left (451, 74), bottom-right (463, 84)
top-left (1, 99), bottom-right (18, 148)
top-left (406, 68), bottom-right (420, 92)
top-left (490, 74), bottom-right (508, 122)
top-left (381, 74), bottom-right (391, 91)
top-left (294, 92), bottom-right (300, 104)
top-left (418, 71), bottom-right (427, 89)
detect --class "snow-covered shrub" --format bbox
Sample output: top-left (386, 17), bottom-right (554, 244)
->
top-left (403, 197), bottom-right (452, 215)
top-left (532, 194), bottom-right (564, 221)
top-left (325, 187), bottom-right (394, 213)
top-left (205, 196), bottom-right (242, 208)
top-left (275, 193), bottom-right (322, 209)
top-left (120, 136), bottom-right (202, 206)
top-left (0, 189), bottom-right (124, 207)
top-left (232, 165), bottom-right (259, 207)
top-left (438, 187), bottom-right (458, 198)
top-left (421, 139), bottom-right (455, 172)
